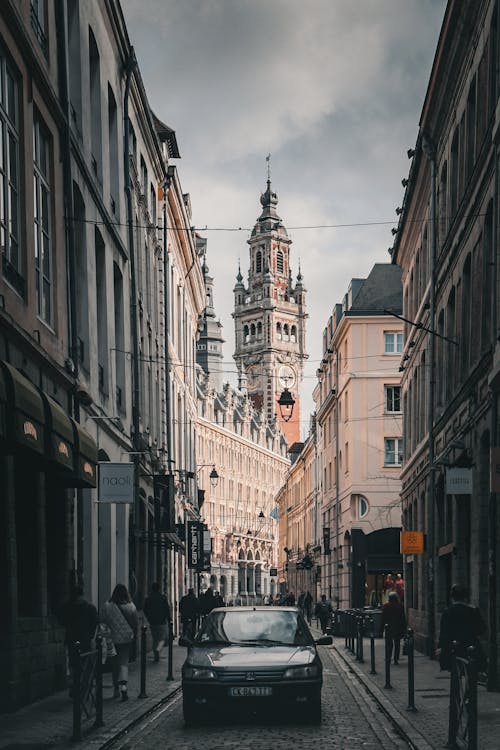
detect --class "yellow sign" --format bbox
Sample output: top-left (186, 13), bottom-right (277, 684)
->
top-left (401, 530), bottom-right (425, 555)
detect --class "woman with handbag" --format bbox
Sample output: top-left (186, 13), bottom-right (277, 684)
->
top-left (102, 584), bottom-right (138, 701)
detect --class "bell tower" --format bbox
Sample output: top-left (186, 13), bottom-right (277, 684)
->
top-left (233, 171), bottom-right (308, 444)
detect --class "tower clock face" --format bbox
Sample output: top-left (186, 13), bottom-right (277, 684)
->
top-left (278, 364), bottom-right (296, 389)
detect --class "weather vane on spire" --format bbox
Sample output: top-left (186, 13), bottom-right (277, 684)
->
top-left (266, 153), bottom-right (271, 181)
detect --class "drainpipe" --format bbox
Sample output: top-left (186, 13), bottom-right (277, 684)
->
top-left (488, 138), bottom-right (498, 691)
top-left (123, 50), bottom-right (141, 599)
top-left (422, 132), bottom-right (436, 659)
top-left (334, 348), bottom-right (340, 607)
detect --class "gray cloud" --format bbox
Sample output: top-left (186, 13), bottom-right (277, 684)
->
top-left (122, 0), bottom-right (446, 430)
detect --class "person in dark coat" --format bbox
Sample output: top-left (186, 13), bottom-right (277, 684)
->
top-left (314, 594), bottom-right (333, 634)
top-left (179, 588), bottom-right (199, 638)
top-left (59, 585), bottom-right (98, 696)
top-left (437, 584), bottom-right (486, 671)
top-left (381, 591), bottom-right (406, 664)
top-left (143, 582), bottom-right (171, 662)
top-left (59, 585), bottom-right (98, 652)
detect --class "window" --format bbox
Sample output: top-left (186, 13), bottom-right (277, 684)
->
top-left (89, 28), bottom-right (102, 180)
top-left (384, 438), bottom-right (403, 466)
top-left (276, 249), bottom-right (284, 274)
top-left (140, 156), bottom-right (148, 199)
top-left (34, 114), bottom-right (53, 324)
top-left (108, 85), bottom-right (119, 216)
top-left (290, 325), bottom-right (297, 343)
top-left (31, 0), bottom-right (48, 56)
top-left (256, 250), bottom-right (262, 273)
top-left (0, 52), bottom-right (22, 294)
top-left (276, 322), bottom-right (282, 341)
top-left (384, 331), bottom-right (403, 354)
top-left (385, 385), bottom-right (401, 412)
top-left (358, 495), bottom-right (369, 519)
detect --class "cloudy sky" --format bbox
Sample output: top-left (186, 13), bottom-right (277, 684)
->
top-left (122, 0), bottom-right (447, 435)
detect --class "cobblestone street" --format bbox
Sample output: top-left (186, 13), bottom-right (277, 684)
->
top-left (110, 646), bottom-right (409, 750)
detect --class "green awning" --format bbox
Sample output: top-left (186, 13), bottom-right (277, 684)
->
top-left (71, 419), bottom-right (98, 488)
top-left (0, 361), bottom-right (45, 454)
top-left (42, 393), bottom-right (75, 472)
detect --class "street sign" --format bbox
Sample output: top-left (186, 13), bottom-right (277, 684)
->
top-left (98, 463), bottom-right (134, 503)
top-left (401, 530), bottom-right (425, 555)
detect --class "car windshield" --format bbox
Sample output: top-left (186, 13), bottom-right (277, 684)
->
top-left (195, 609), bottom-right (313, 646)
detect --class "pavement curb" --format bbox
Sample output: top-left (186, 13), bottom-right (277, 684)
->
top-left (330, 646), bottom-right (435, 750)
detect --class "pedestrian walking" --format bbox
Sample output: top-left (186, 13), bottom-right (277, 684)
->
top-left (304, 591), bottom-right (313, 624)
top-left (381, 590), bottom-right (406, 664)
top-left (437, 583), bottom-right (487, 671)
top-left (59, 585), bottom-right (98, 695)
top-left (213, 590), bottom-right (225, 608)
top-left (200, 587), bottom-right (217, 617)
top-left (102, 584), bottom-right (138, 701)
top-left (143, 582), bottom-right (171, 662)
top-left (314, 594), bottom-right (333, 634)
top-left (285, 591), bottom-right (296, 606)
top-left (179, 587), bottom-right (199, 639)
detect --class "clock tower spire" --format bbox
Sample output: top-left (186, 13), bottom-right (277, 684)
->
top-left (233, 171), bottom-right (308, 444)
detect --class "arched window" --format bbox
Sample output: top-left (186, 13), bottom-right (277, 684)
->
top-left (257, 321), bottom-right (262, 339)
top-left (283, 324), bottom-right (289, 341)
top-left (250, 323), bottom-right (256, 339)
top-left (358, 495), bottom-right (369, 518)
top-left (276, 249), bottom-right (284, 273)
top-left (244, 324), bottom-right (249, 343)
top-left (290, 325), bottom-right (297, 342)
top-left (256, 250), bottom-right (262, 273)
top-left (276, 323), bottom-right (282, 340)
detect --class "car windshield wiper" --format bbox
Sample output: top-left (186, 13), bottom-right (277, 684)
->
top-left (195, 639), bottom-right (230, 645)
top-left (236, 639), bottom-right (292, 646)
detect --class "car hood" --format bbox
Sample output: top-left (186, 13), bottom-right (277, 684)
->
top-left (187, 644), bottom-right (317, 668)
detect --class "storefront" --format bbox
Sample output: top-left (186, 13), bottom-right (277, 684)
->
top-left (0, 361), bottom-right (98, 712)
top-left (350, 527), bottom-right (403, 608)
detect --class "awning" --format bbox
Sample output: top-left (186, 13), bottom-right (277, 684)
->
top-left (41, 393), bottom-right (75, 472)
top-left (0, 361), bottom-right (45, 454)
top-left (366, 554), bottom-right (403, 574)
top-left (71, 419), bottom-right (98, 488)
top-left (164, 531), bottom-right (185, 549)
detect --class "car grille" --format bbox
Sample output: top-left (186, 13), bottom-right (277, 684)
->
top-left (218, 669), bottom-right (285, 683)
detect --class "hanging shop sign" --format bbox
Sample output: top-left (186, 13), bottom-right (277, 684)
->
top-left (445, 467), bottom-right (473, 495)
top-left (401, 530), bottom-right (425, 555)
top-left (98, 462), bottom-right (134, 503)
top-left (187, 521), bottom-right (201, 569)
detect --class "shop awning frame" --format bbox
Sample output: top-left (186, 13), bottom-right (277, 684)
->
top-left (0, 361), bottom-right (45, 455)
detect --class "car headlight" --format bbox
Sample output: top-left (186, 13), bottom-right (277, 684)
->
top-left (183, 666), bottom-right (216, 680)
top-left (283, 664), bottom-right (320, 679)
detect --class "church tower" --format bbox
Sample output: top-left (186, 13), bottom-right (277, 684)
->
top-left (233, 175), bottom-right (307, 444)
top-left (196, 236), bottom-right (225, 391)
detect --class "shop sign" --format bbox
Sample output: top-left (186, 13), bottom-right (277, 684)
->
top-left (99, 462), bottom-right (134, 503)
top-left (187, 521), bottom-right (201, 569)
top-left (446, 467), bottom-right (472, 495)
top-left (401, 530), bottom-right (425, 555)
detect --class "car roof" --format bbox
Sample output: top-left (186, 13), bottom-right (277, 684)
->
top-left (210, 606), bottom-right (298, 612)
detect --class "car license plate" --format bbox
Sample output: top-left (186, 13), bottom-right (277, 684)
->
top-left (229, 686), bottom-right (273, 697)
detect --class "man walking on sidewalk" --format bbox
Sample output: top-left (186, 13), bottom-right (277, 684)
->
top-left (143, 582), bottom-right (171, 662)
top-left (437, 583), bottom-right (486, 671)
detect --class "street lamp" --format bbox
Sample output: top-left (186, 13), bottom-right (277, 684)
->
top-left (195, 464), bottom-right (219, 488)
top-left (278, 388), bottom-right (295, 422)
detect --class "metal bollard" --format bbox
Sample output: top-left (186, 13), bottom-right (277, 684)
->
top-left (350, 612), bottom-right (355, 654)
top-left (447, 641), bottom-right (459, 748)
top-left (369, 617), bottom-right (377, 674)
top-left (344, 612), bottom-right (349, 649)
top-left (166, 620), bottom-right (174, 681)
top-left (384, 624), bottom-right (392, 689)
top-left (358, 616), bottom-right (364, 663)
top-left (72, 642), bottom-right (82, 741)
top-left (406, 628), bottom-right (416, 711)
top-left (467, 645), bottom-right (478, 750)
top-left (94, 635), bottom-right (104, 727)
top-left (138, 625), bottom-right (147, 698)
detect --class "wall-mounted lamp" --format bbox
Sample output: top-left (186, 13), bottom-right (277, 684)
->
top-left (278, 388), bottom-right (295, 423)
top-left (197, 464), bottom-right (220, 488)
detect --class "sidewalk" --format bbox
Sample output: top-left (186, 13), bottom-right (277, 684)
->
top-left (330, 634), bottom-right (500, 750)
top-left (0, 643), bottom-right (186, 750)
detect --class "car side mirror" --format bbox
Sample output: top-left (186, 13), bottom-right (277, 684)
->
top-left (315, 636), bottom-right (333, 646)
top-left (179, 635), bottom-right (193, 647)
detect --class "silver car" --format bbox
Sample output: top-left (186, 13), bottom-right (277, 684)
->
top-left (180, 606), bottom-right (332, 725)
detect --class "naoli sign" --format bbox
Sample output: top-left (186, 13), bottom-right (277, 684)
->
top-left (98, 462), bottom-right (134, 503)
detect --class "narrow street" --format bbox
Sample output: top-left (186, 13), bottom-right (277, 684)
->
top-left (107, 647), bottom-right (408, 750)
